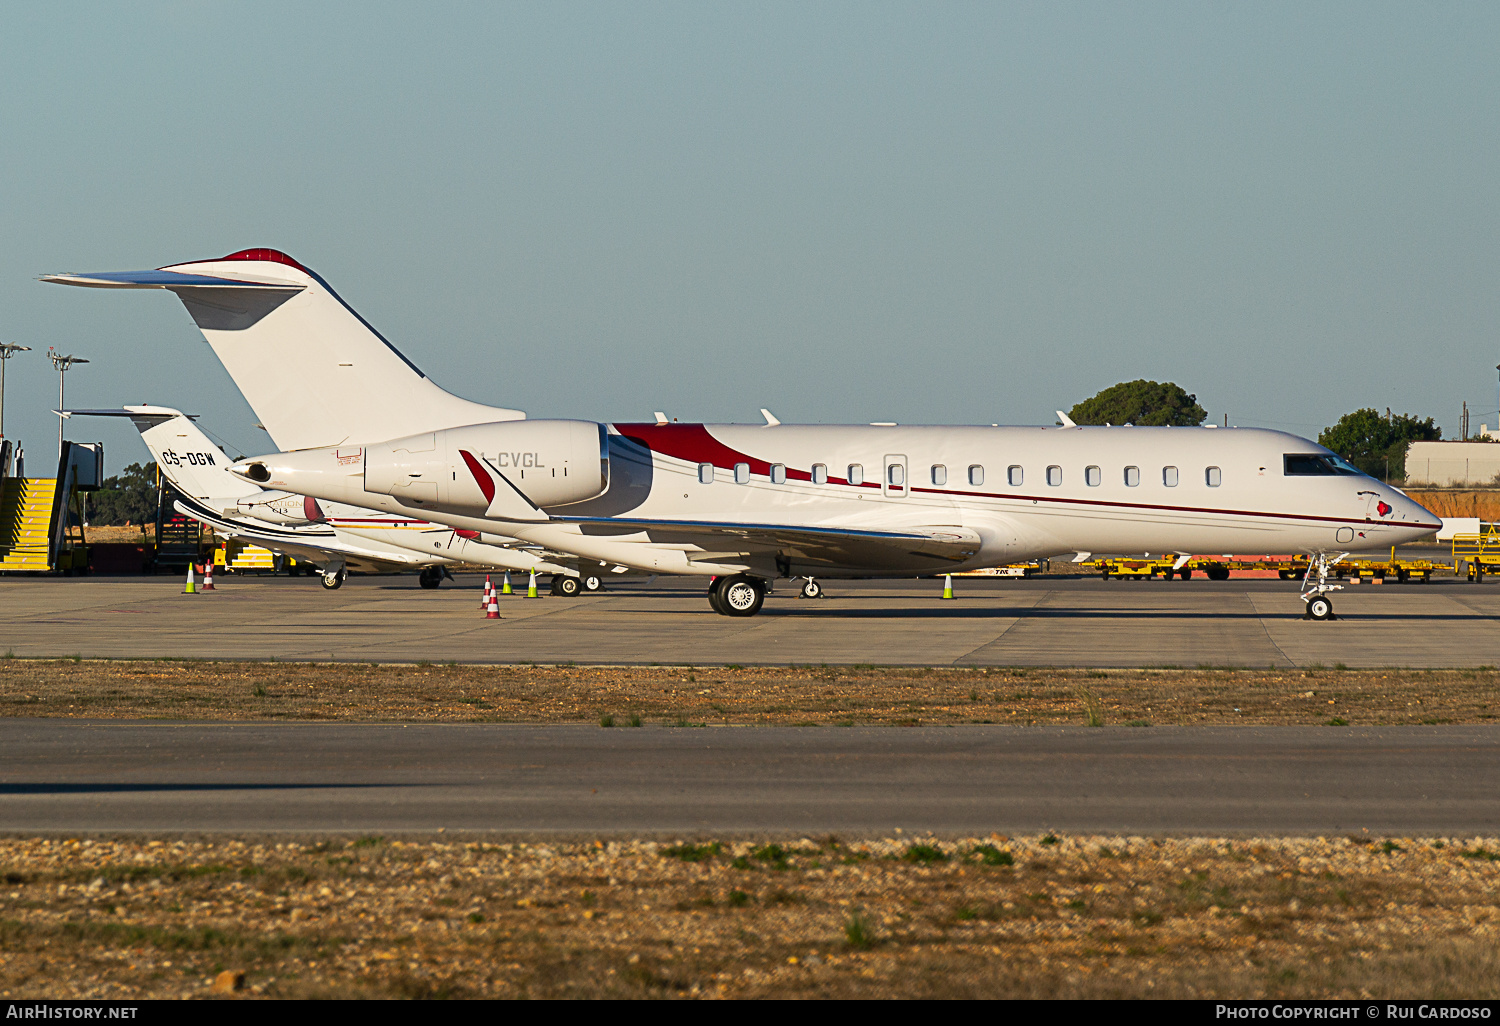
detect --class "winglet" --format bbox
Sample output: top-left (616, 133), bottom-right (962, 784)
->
top-left (1056, 410), bottom-right (1077, 428)
top-left (760, 408), bottom-right (780, 426)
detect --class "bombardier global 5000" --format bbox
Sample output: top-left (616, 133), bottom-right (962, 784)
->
top-left (45, 249), bottom-right (1441, 619)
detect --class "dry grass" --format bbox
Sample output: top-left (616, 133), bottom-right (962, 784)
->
top-left (0, 833), bottom-right (1496, 999)
top-left (0, 659), bottom-right (1495, 726)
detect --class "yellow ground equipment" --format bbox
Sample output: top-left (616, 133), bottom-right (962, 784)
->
top-left (221, 538), bottom-right (278, 572)
top-left (1080, 551), bottom-right (1445, 583)
top-left (0, 441), bottom-right (101, 574)
top-left (0, 476), bottom-right (59, 571)
top-left (1452, 525), bottom-right (1500, 581)
top-left (954, 561), bottom-right (1046, 578)
top-left (1327, 551), bottom-right (1444, 583)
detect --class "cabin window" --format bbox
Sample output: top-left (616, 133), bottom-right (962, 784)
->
top-left (1047, 465), bottom-right (1062, 486)
top-left (734, 462), bottom-right (750, 485)
top-left (1163, 466), bottom-right (1179, 487)
top-left (931, 464), bottom-right (946, 486)
top-left (1085, 465), bottom-right (1101, 487)
top-left (1008, 465), bottom-right (1023, 487)
top-left (771, 463), bottom-right (786, 484)
top-left (847, 464), bottom-right (863, 486)
top-left (968, 465), bottom-right (984, 487)
top-left (1206, 466), bottom-right (1222, 487)
top-left (888, 464), bottom-right (905, 487)
top-left (1124, 466), bottom-right (1140, 487)
top-left (812, 463), bottom-right (828, 485)
top-left (698, 462), bottom-right (714, 484)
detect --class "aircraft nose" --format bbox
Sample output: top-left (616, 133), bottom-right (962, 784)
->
top-left (1387, 489), bottom-right (1442, 535)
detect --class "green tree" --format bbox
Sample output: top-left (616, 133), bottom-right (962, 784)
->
top-left (86, 462), bottom-right (158, 526)
top-left (1318, 409), bottom-right (1440, 481)
top-left (1069, 380), bottom-right (1207, 427)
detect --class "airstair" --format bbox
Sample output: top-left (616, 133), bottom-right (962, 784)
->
top-left (222, 538), bottom-right (277, 571)
top-left (0, 476), bottom-right (59, 571)
top-left (0, 441), bottom-right (102, 574)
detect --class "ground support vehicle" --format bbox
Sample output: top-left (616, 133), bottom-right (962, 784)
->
top-left (1452, 528), bottom-right (1500, 582)
top-left (954, 561), bottom-right (1047, 578)
top-left (1080, 553), bottom-right (1443, 583)
top-left (1327, 555), bottom-right (1445, 583)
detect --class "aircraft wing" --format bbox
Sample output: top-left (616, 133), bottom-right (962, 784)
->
top-left (555, 517), bottom-right (982, 572)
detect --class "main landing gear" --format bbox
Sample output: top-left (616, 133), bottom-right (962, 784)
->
top-left (708, 574), bottom-right (767, 617)
top-left (1300, 553), bottom-right (1346, 620)
top-left (321, 566), bottom-right (347, 590)
top-left (418, 566), bottom-right (444, 589)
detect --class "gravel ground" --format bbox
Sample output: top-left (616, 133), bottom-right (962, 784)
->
top-left (0, 833), bottom-right (1496, 999)
top-left (0, 660), bottom-right (1496, 726)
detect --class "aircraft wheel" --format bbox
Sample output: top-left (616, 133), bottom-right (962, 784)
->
top-left (800, 578), bottom-right (822, 599)
top-left (554, 574), bottom-right (581, 597)
top-left (581, 573), bottom-right (603, 592)
top-left (1306, 595), bottom-right (1334, 620)
top-left (707, 576), bottom-right (729, 614)
top-left (720, 575), bottom-right (765, 617)
top-left (418, 567), bottom-right (442, 589)
top-left (321, 568), bottom-right (346, 590)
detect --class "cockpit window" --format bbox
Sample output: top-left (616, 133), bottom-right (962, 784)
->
top-left (1284, 454), bottom-right (1361, 476)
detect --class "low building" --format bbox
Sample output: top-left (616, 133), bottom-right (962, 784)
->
top-left (1406, 440), bottom-right (1500, 487)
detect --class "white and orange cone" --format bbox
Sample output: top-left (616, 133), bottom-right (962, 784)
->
top-left (481, 574), bottom-right (493, 610)
top-left (201, 561), bottom-right (215, 591)
top-left (486, 585), bottom-right (501, 619)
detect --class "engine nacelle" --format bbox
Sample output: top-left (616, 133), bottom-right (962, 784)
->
top-left (235, 490), bottom-right (322, 525)
top-left (364, 420), bottom-right (608, 511)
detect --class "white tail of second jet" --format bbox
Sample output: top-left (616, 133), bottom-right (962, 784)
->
top-left (44, 249), bottom-right (523, 452)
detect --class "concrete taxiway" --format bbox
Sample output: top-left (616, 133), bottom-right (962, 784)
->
top-left (1, 721), bottom-right (1495, 835)
top-left (1, 573), bottom-right (1497, 667)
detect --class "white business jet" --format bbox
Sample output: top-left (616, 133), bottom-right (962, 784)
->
top-left (62, 405), bottom-right (583, 590)
top-left (45, 249), bottom-right (1441, 619)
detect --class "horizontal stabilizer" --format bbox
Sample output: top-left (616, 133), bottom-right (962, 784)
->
top-left (42, 270), bottom-right (303, 291)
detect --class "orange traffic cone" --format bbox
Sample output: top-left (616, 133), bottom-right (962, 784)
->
top-left (486, 585), bottom-right (501, 619)
top-left (201, 561), bottom-right (215, 591)
top-left (481, 574), bottom-right (492, 610)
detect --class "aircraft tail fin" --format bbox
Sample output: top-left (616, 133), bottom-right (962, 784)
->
top-left (62, 406), bottom-right (264, 502)
top-left (44, 249), bottom-right (523, 451)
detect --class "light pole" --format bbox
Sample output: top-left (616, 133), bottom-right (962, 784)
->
top-left (0, 343), bottom-right (31, 438)
top-left (48, 348), bottom-right (88, 459)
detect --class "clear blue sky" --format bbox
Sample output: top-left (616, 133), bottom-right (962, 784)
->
top-left (2, 2), bottom-right (1496, 473)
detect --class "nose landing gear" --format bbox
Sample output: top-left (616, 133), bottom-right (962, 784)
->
top-left (1300, 553), bottom-right (1346, 620)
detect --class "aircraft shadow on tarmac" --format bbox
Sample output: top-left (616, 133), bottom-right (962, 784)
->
top-left (739, 607), bottom-right (1500, 621)
top-left (0, 783), bottom-right (406, 795)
